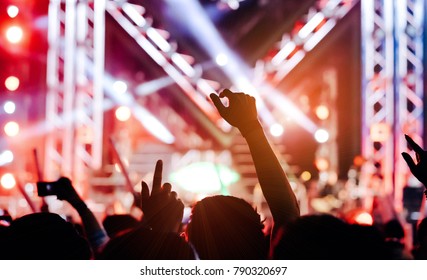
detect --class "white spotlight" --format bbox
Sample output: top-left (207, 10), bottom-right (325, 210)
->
top-left (4, 101), bottom-right (16, 114)
top-left (215, 53), bottom-right (229, 66)
top-left (314, 128), bottom-right (329, 143)
top-left (113, 80), bottom-right (128, 94)
top-left (7, 5), bottom-right (19, 18)
top-left (270, 123), bottom-right (284, 137)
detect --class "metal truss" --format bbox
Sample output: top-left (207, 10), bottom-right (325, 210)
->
top-left (361, 0), bottom-right (424, 210)
top-left (45, 0), bottom-right (105, 182)
top-left (105, 1), bottom-right (224, 129)
top-left (255, 0), bottom-right (359, 86)
top-left (394, 0), bottom-right (424, 209)
top-left (361, 0), bottom-right (395, 197)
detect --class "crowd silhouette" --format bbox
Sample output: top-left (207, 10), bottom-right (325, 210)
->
top-left (0, 89), bottom-right (426, 260)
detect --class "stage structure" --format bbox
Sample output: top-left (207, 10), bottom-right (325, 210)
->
top-left (44, 0), bottom-right (425, 214)
top-left (45, 0), bottom-right (105, 187)
top-left (361, 0), bottom-right (424, 211)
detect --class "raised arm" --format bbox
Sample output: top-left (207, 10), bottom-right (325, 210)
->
top-left (210, 89), bottom-right (300, 231)
top-left (140, 160), bottom-right (184, 233)
top-left (56, 177), bottom-right (109, 254)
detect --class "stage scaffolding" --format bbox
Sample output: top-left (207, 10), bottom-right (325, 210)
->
top-left (45, 0), bottom-right (105, 187)
top-left (361, 0), bottom-right (425, 211)
top-left (44, 0), bottom-right (425, 212)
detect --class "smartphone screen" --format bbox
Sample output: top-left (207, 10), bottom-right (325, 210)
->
top-left (36, 182), bottom-right (56, 197)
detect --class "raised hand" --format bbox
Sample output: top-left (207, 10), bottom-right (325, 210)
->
top-left (210, 89), bottom-right (260, 136)
top-left (55, 177), bottom-right (84, 206)
top-left (55, 177), bottom-right (108, 252)
top-left (210, 89), bottom-right (300, 249)
top-left (402, 134), bottom-right (427, 187)
top-left (140, 160), bottom-right (184, 233)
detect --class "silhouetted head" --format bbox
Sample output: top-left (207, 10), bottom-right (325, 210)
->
top-left (186, 195), bottom-right (267, 260)
top-left (348, 223), bottom-right (391, 259)
top-left (1, 212), bottom-right (91, 259)
top-left (384, 219), bottom-right (405, 240)
top-left (99, 226), bottom-right (196, 260)
top-left (102, 214), bottom-right (140, 238)
top-left (273, 214), bottom-right (355, 259)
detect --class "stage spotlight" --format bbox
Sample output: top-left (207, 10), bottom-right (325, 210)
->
top-left (4, 101), bottom-right (16, 114)
top-left (315, 105), bottom-right (329, 120)
top-left (269, 123), bottom-right (284, 137)
top-left (5, 25), bottom-right (23, 44)
top-left (4, 76), bottom-right (20, 91)
top-left (115, 106), bottom-right (131, 122)
top-left (215, 53), bottom-right (228, 66)
top-left (314, 128), bottom-right (329, 143)
top-left (4, 121), bottom-right (20, 137)
top-left (113, 80), bottom-right (128, 94)
top-left (0, 150), bottom-right (14, 165)
top-left (7, 5), bottom-right (19, 18)
top-left (1, 173), bottom-right (16, 190)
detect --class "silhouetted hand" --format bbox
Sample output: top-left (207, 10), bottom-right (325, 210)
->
top-left (402, 134), bottom-right (427, 187)
top-left (140, 160), bottom-right (184, 233)
top-left (210, 89), bottom-right (260, 136)
top-left (56, 177), bottom-right (84, 206)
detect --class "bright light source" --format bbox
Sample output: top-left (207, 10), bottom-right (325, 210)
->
top-left (170, 162), bottom-right (239, 194)
top-left (315, 158), bottom-right (329, 171)
top-left (4, 121), bottom-right (20, 137)
top-left (7, 5), bottom-right (19, 18)
top-left (1, 173), bottom-right (16, 190)
top-left (4, 101), bottom-right (16, 114)
top-left (5, 76), bottom-right (20, 91)
top-left (226, 0), bottom-right (240, 10)
top-left (113, 80), bottom-right (128, 94)
top-left (215, 53), bottom-right (229, 66)
top-left (354, 212), bottom-right (373, 226)
top-left (300, 171), bottom-right (312, 181)
top-left (270, 123), bottom-right (284, 137)
top-left (315, 105), bottom-right (330, 120)
top-left (5, 25), bottom-right (23, 44)
top-left (314, 128), bottom-right (329, 143)
top-left (115, 106), bottom-right (131, 122)
top-left (0, 150), bottom-right (14, 165)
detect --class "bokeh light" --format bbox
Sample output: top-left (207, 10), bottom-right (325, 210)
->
top-left (4, 101), bottom-right (16, 114)
top-left (1, 173), bottom-right (16, 190)
top-left (4, 121), bottom-right (20, 137)
top-left (269, 123), bottom-right (284, 137)
top-left (5, 26), bottom-right (23, 44)
top-left (314, 128), bottom-right (329, 143)
top-left (7, 5), bottom-right (19, 18)
top-left (5, 76), bottom-right (20, 91)
top-left (315, 105), bottom-right (330, 120)
top-left (115, 106), bottom-right (132, 122)
top-left (113, 80), bottom-right (128, 94)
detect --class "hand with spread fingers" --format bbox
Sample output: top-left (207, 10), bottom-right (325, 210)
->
top-left (140, 160), bottom-right (184, 233)
top-left (402, 134), bottom-right (427, 188)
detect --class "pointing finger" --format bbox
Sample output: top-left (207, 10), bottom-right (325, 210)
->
top-left (152, 160), bottom-right (163, 196)
top-left (140, 181), bottom-right (150, 209)
top-left (210, 93), bottom-right (227, 115)
top-left (402, 152), bottom-right (416, 172)
top-left (405, 134), bottom-right (425, 156)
